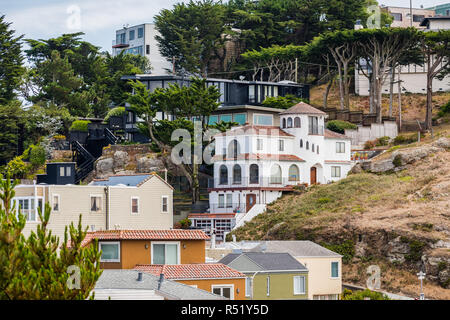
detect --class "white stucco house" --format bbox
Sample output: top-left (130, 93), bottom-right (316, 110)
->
top-left (189, 102), bottom-right (352, 239)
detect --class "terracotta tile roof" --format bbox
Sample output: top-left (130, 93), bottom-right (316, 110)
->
top-left (281, 102), bottom-right (326, 115)
top-left (324, 129), bottom-right (351, 139)
top-left (212, 153), bottom-right (305, 162)
top-left (215, 125), bottom-right (293, 137)
top-left (80, 229), bottom-right (210, 247)
top-left (134, 264), bottom-right (245, 280)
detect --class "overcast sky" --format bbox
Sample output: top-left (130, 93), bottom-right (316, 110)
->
top-left (1, 0), bottom-right (449, 53)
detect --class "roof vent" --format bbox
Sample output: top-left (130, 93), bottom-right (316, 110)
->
top-left (137, 272), bottom-right (143, 282)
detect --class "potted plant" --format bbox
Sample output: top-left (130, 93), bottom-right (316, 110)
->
top-left (69, 120), bottom-right (91, 144)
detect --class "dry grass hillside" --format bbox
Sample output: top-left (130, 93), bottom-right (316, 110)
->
top-left (229, 120), bottom-right (450, 299)
top-left (309, 83), bottom-right (450, 122)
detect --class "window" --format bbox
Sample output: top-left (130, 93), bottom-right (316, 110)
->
top-left (208, 115), bottom-right (219, 125)
top-left (53, 194), bottom-right (60, 212)
top-left (233, 164), bottom-right (242, 184)
top-left (249, 164), bottom-right (259, 184)
top-left (317, 145), bottom-right (319, 154)
top-left (129, 30), bottom-right (135, 40)
top-left (391, 12), bottom-right (402, 21)
top-left (212, 285), bottom-right (233, 299)
top-left (131, 197), bottom-right (139, 214)
top-left (138, 27), bottom-right (144, 38)
top-left (228, 140), bottom-right (240, 159)
top-left (90, 195), bottom-right (102, 212)
top-left (256, 138), bottom-right (263, 151)
top-left (161, 196), bottom-right (168, 213)
top-left (127, 111), bottom-right (134, 123)
top-left (336, 142), bottom-right (345, 153)
top-left (293, 276), bottom-right (306, 295)
top-left (219, 114), bottom-right (232, 123)
top-left (279, 139), bottom-right (284, 152)
top-left (282, 118), bottom-right (286, 128)
top-left (312, 144), bottom-right (315, 152)
top-left (331, 262), bottom-right (339, 278)
top-left (226, 194), bottom-right (233, 208)
top-left (99, 242), bottom-right (120, 262)
top-left (270, 164), bottom-right (282, 184)
top-left (294, 117), bottom-right (301, 128)
top-left (287, 117), bottom-right (293, 128)
top-left (15, 197), bottom-right (41, 222)
top-left (306, 141), bottom-right (309, 150)
top-left (60, 167), bottom-right (65, 177)
top-left (218, 194), bottom-right (225, 208)
top-left (152, 243), bottom-right (179, 264)
top-left (331, 166), bottom-right (341, 178)
top-left (413, 14), bottom-right (424, 22)
top-left (245, 277), bottom-right (251, 297)
top-left (300, 139), bottom-right (303, 148)
top-left (219, 165), bottom-right (228, 185)
top-left (146, 45), bottom-right (150, 54)
top-left (254, 114), bottom-right (273, 126)
top-left (308, 116), bottom-right (319, 134)
top-left (233, 113), bottom-right (246, 125)
top-left (289, 164), bottom-right (300, 181)
top-left (66, 166), bottom-right (71, 176)
top-left (266, 276), bottom-right (270, 296)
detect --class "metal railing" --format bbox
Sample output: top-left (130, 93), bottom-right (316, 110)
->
top-left (208, 176), bottom-right (301, 189)
top-left (308, 125), bottom-right (324, 135)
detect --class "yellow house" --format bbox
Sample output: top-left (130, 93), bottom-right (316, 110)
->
top-left (13, 173), bottom-right (173, 241)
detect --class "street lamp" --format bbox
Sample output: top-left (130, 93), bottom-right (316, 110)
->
top-left (417, 270), bottom-right (426, 300)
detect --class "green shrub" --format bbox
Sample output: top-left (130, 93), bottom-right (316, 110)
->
top-left (326, 120), bottom-right (357, 134)
top-left (392, 133), bottom-right (423, 146)
top-left (376, 136), bottom-right (390, 146)
top-left (262, 94), bottom-right (307, 109)
top-left (342, 289), bottom-right (390, 300)
top-left (179, 218), bottom-right (192, 229)
top-left (364, 139), bottom-right (377, 150)
top-left (69, 120), bottom-right (91, 132)
top-left (29, 145), bottom-right (46, 167)
top-left (322, 240), bottom-right (355, 263)
top-left (437, 101), bottom-right (450, 118)
top-left (104, 106), bottom-right (126, 122)
top-left (392, 154), bottom-right (402, 167)
top-left (4, 156), bottom-right (30, 179)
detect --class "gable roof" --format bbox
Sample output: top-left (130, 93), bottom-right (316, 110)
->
top-left (94, 270), bottom-right (225, 300)
top-left (281, 102), bottom-right (326, 115)
top-left (80, 229), bottom-right (210, 247)
top-left (324, 129), bottom-right (351, 140)
top-left (134, 264), bottom-right (245, 280)
top-left (219, 252), bottom-right (307, 272)
top-left (249, 241), bottom-right (342, 258)
top-left (90, 173), bottom-right (174, 190)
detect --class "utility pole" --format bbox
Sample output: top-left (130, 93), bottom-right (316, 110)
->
top-left (417, 270), bottom-right (426, 300)
top-left (410, 0), bottom-right (413, 27)
top-left (295, 58), bottom-right (298, 83)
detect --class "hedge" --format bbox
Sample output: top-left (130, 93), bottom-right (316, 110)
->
top-left (69, 120), bottom-right (91, 132)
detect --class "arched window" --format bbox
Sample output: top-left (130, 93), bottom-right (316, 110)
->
top-left (282, 118), bottom-right (286, 128)
top-left (306, 141), bottom-right (309, 150)
top-left (233, 164), bottom-right (242, 184)
top-left (288, 164), bottom-right (300, 181)
top-left (317, 145), bottom-right (319, 154)
top-left (228, 139), bottom-right (240, 159)
top-left (249, 164), bottom-right (259, 184)
top-left (270, 164), bottom-right (282, 184)
top-left (300, 139), bottom-right (303, 148)
top-left (294, 117), bottom-right (301, 128)
top-left (287, 117), bottom-right (293, 128)
top-left (312, 144), bottom-right (315, 152)
top-left (219, 165), bottom-right (228, 185)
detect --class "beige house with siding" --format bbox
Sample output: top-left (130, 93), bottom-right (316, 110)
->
top-left (13, 173), bottom-right (173, 241)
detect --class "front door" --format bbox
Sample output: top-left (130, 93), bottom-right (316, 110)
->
top-left (310, 167), bottom-right (317, 185)
top-left (246, 194), bottom-right (256, 212)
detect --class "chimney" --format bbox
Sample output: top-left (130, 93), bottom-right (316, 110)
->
top-left (210, 233), bottom-right (216, 249)
top-left (158, 273), bottom-right (164, 290)
top-left (137, 272), bottom-right (143, 282)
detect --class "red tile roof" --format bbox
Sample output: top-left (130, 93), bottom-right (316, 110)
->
top-left (80, 229), bottom-right (210, 247)
top-left (215, 125), bottom-right (294, 137)
top-left (324, 129), bottom-right (351, 139)
top-left (281, 102), bottom-right (326, 115)
top-left (134, 264), bottom-right (245, 280)
top-left (212, 153), bottom-right (305, 162)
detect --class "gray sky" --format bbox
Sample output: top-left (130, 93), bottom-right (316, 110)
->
top-left (0, 0), bottom-right (449, 53)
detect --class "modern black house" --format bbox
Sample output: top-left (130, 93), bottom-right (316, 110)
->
top-left (36, 162), bottom-right (76, 185)
top-left (114, 75), bottom-right (310, 143)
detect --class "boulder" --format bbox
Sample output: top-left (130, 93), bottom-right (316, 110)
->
top-left (137, 156), bottom-right (164, 173)
top-left (433, 137), bottom-right (450, 149)
top-left (96, 158), bottom-right (114, 178)
top-left (113, 151), bottom-right (129, 168)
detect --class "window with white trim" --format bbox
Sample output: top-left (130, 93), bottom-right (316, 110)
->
top-left (212, 285), bottom-right (233, 299)
top-left (331, 166), bottom-right (341, 178)
top-left (245, 277), bottom-right (251, 297)
top-left (336, 142), bottom-right (345, 153)
top-left (293, 276), bottom-right (306, 295)
top-left (99, 241), bottom-right (120, 262)
top-left (226, 194), bottom-right (233, 208)
top-left (151, 242), bottom-right (179, 264)
top-left (52, 194), bottom-right (60, 212)
top-left (331, 262), bottom-right (339, 278)
top-left (218, 194), bottom-right (225, 208)
top-left (279, 139), bottom-right (284, 151)
top-left (90, 195), bottom-right (102, 212)
top-left (59, 167), bottom-right (65, 177)
top-left (14, 197), bottom-right (42, 222)
top-left (256, 138), bottom-right (263, 151)
top-left (161, 196), bottom-right (169, 213)
top-left (131, 197), bottom-right (139, 214)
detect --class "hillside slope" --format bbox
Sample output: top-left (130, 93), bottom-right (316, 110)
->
top-left (229, 131), bottom-right (450, 299)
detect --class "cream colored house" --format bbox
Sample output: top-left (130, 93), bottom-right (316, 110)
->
top-left (207, 240), bottom-right (342, 300)
top-left (13, 173), bottom-right (173, 241)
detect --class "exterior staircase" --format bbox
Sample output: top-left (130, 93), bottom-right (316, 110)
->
top-left (234, 204), bottom-right (267, 229)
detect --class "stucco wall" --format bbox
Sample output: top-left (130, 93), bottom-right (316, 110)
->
top-left (177, 278), bottom-right (246, 300)
top-left (249, 272), bottom-right (308, 300)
